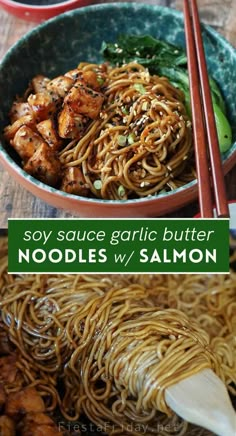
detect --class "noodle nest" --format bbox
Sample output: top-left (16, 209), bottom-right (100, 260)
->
top-left (60, 62), bottom-right (194, 200)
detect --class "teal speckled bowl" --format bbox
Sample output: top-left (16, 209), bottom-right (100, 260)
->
top-left (0, 2), bottom-right (236, 217)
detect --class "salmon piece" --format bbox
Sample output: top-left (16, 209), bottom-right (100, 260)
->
top-left (47, 75), bottom-right (74, 98)
top-left (58, 105), bottom-right (87, 139)
top-left (0, 416), bottom-right (15, 436)
top-left (21, 413), bottom-right (55, 426)
top-left (82, 70), bottom-right (102, 90)
top-left (0, 384), bottom-right (6, 410)
top-left (4, 116), bottom-right (36, 142)
top-left (21, 425), bottom-right (62, 436)
top-left (0, 355), bottom-right (18, 384)
top-left (12, 126), bottom-right (44, 162)
top-left (37, 119), bottom-right (63, 151)
top-left (5, 387), bottom-right (45, 418)
top-left (28, 92), bottom-right (60, 122)
top-left (9, 102), bottom-right (32, 123)
top-left (0, 329), bottom-right (12, 356)
top-left (23, 143), bottom-right (61, 187)
top-left (20, 413), bottom-right (62, 436)
top-left (31, 75), bottom-right (50, 94)
top-left (64, 81), bottom-right (104, 119)
top-left (64, 68), bottom-right (81, 80)
top-left (61, 167), bottom-right (89, 196)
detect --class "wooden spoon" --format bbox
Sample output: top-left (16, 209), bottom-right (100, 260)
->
top-left (165, 369), bottom-right (236, 436)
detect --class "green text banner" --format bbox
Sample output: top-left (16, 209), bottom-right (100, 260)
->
top-left (8, 218), bottom-right (229, 273)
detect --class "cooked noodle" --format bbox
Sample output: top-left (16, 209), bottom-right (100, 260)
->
top-left (0, 239), bottom-right (235, 435)
top-left (59, 62), bottom-right (195, 199)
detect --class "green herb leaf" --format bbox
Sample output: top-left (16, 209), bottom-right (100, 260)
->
top-left (134, 83), bottom-right (146, 94)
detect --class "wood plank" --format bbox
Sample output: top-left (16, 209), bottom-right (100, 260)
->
top-left (0, 12), bottom-right (33, 58)
top-left (225, 1), bottom-right (236, 45)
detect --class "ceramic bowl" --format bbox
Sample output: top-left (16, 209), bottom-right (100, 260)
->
top-left (0, 2), bottom-right (236, 217)
top-left (0, 0), bottom-right (91, 22)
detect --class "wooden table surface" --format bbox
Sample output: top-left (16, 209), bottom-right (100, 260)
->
top-left (0, 0), bottom-right (236, 226)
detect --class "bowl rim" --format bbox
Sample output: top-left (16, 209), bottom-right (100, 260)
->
top-left (0, 1), bottom-right (235, 208)
top-left (0, 148), bottom-right (198, 207)
top-left (0, 0), bottom-right (83, 10)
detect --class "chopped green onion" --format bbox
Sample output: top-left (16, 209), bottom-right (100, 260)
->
top-left (128, 133), bottom-right (136, 144)
top-left (121, 106), bottom-right (129, 115)
top-left (134, 83), bottom-right (146, 94)
top-left (117, 135), bottom-right (127, 147)
top-left (93, 180), bottom-right (102, 190)
top-left (142, 101), bottom-right (149, 111)
top-left (97, 77), bottom-right (105, 86)
top-left (118, 185), bottom-right (126, 198)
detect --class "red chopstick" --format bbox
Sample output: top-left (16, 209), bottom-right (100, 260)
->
top-left (183, 0), bottom-right (229, 218)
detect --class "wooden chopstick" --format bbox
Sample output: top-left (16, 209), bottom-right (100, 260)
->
top-left (183, 0), bottom-right (229, 218)
top-left (183, 0), bottom-right (213, 217)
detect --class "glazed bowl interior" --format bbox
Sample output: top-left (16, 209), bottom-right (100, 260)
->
top-left (0, 2), bottom-right (236, 217)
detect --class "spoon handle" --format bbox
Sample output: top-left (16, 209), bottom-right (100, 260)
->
top-left (165, 369), bottom-right (236, 436)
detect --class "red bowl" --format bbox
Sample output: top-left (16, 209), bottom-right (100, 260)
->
top-left (0, 0), bottom-right (91, 22)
